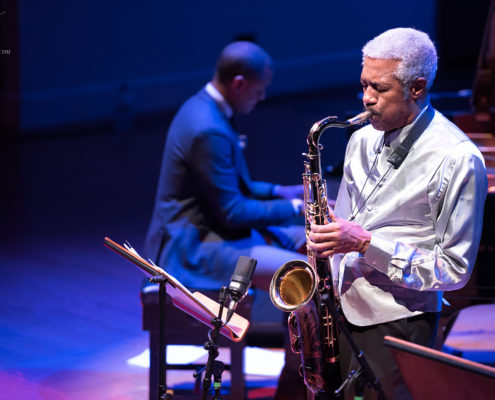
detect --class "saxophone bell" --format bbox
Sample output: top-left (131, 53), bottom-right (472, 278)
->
top-left (270, 260), bottom-right (316, 312)
top-left (270, 260), bottom-right (330, 394)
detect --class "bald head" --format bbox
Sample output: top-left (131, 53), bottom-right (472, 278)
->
top-left (212, 41), bottom-right (274, 115)
top-left (215, 41), bottom-right (274, 84)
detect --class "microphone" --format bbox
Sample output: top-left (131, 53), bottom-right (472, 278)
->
top-left (225, 256), bottom-right (257, 323)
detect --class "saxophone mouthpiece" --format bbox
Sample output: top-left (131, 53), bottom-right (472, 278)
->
top-left (347, 111), bottom-right (372, 125)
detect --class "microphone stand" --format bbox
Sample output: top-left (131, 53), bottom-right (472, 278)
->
top-left (321, 293), bottom-right (387, 400)
top-left (197, 286), bottom-right (229, 400)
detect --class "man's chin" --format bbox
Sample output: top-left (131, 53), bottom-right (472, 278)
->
top-left (369, 116), bottom-right (382, 130)
top-left (369, 116), bottom-right (388, 131)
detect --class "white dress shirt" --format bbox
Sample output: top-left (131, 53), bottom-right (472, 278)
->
top-left (332, 107), bottom-right (488, 326)
top-left (205, 82), bottom-right (233, 118)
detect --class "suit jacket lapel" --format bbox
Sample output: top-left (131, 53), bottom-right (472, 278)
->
top-left (230, 120), bottom-right (253, 196)
top-left (200, 88), bottom-right (254, 196)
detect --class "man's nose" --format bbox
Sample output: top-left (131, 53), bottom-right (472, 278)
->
top-left (362, 87), bottom-right (376, 105)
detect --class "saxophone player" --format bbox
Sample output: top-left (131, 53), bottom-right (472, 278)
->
top-left (308, 28), bottom-right (487, 399)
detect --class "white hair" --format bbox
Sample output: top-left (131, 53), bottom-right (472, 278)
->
top-left (362, 27), bottom-right (438, 91)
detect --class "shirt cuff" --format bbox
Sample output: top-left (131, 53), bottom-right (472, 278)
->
top-left (363, 233), bottom-right (395, 274)
top-left (291, 198), bottom-right (303, 215)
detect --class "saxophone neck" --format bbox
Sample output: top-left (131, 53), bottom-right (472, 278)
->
top-left (307, 116), bottom-right (338, 153)
top-left (306, 111), bottom-right (372, 153)
top-left (347, 110), bottom-right (373, 125)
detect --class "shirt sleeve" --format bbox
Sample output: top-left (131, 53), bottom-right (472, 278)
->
top-left (364, 144), bottom-right (488, 291)
top-left (190, 129), bottom-right (296, 229)
top-left (250, 181), bottom-right (277, 199)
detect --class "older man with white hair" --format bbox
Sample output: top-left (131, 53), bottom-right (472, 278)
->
top-left (308, 28), bottom-right (488, 399)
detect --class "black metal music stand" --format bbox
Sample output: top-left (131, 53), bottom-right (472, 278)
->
top-left (148, 275), bottom-right (173, 400)
top-left (103, 238), bottom-right (173, 400)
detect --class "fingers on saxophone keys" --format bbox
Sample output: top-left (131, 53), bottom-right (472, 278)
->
top-left (307, 238), bottom-right (334, 257)
top-left (312, 246), bottom-right (334, 259)
top-left (317, 250), bottom-right (334, 259)
top-left (308, 223), bottom-right (336, 257)
top-left (309, 223), bottom-right (334, 241)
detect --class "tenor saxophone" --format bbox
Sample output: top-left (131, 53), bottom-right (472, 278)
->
top-left (270, 111), bottom-right (371, 396)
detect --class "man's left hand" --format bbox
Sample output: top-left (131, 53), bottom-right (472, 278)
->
top-left (307, 209), bottom-right (371, 257)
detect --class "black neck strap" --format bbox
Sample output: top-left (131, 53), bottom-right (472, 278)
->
top-left (387, 104), bottom-right (435, 169)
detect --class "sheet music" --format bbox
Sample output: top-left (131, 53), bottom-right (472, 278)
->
top-left (103, 237), bottom-right (249, 341)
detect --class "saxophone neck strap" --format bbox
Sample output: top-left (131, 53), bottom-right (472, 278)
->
top-left (387, 104), bottom-right (435, 169)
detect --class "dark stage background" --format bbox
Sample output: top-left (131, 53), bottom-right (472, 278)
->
top-left (0, 1), bottom-right (492, 399)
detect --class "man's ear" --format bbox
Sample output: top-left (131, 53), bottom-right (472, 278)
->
top-left (231, 75), bottom-right (247, 92)
top-left (410, 77), bottom-right (427, 99)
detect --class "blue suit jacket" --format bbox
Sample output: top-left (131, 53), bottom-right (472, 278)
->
top-left (144, 88), bottom-right (295, 288)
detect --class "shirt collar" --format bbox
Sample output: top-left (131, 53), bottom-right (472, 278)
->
top-left (205, 82), bottom-right (233, 118)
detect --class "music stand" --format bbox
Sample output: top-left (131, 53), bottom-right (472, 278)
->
top-left (384, 335), bottom-right (495, 399)
top-left (103, 237), bottom-right (250, 399)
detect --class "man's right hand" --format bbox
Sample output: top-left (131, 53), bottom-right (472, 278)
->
top-left (273, 184), bottom-right (304, 199)
top-left (307, 208), bottom-right (371, 257)
top-left (291, 198), bottom-right (304, 215)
